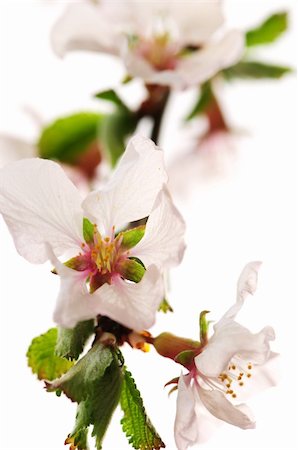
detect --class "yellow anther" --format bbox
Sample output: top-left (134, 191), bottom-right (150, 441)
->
top-left (247, 373), bottom-right (252, 378)
top-left (237, 375), bottom-right (242, 381)
top-left (248, 364), bottom-right (252, 370)
top-left (104, 237), bottom-right (110, 242)
top-left (239, 382), bottom-right (244, 386)
top-left (226, 383), bottom-right (231, 388)
top-left (231, 365), bottom-right (236, 370)
top-left (232, 393), bottom-right (237, 398)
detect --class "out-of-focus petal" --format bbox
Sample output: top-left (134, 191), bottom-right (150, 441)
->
top-left (133, 188), bottom-right (186, 269)
top-left (82, 135), bottom-right (167, 234)
top-left (51, 3), bottom-right (123, 57)
top-left (0, 159), bottom-right (83, 263)
top-left (176, 30), bottom-right (244, 88)
top-left (0, 135), bottom-right (36, 165)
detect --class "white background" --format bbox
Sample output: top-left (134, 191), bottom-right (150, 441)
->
top-left (0, 1), bottom-right (297, 450)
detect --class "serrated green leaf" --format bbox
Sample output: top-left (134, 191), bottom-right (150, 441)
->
top-left (186, 82), bottom-right (213, 121)
top-left (38, 112), bottom-right (102, 164)
top-left (120, 226), bottom-right (145, 250)
top-left (158, 298), bottom-right (173, 313)
top-left (101, 110), bottom-right (138, 167)
top-left (223, 61), bottom-right (292, 80)
top-left (83, 217), bottom-right (94, 245)
top-left (55, 320), bottom-right (95, 361)
top-left (48, 343), bottom-right (123, 450)
top-left (120, 368), bottom-right (165, 450)
top-left (246, 12), bottom-right (288, 47)
top-left (94, 89), bottom-right (128, 111)
top-left (27, 328), bottom-right (74, 381)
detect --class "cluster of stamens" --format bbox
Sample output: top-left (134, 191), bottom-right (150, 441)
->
top-left (90, 225), bottom-right (125, 275)
top-left (219, 362), bottom-right (253, 399)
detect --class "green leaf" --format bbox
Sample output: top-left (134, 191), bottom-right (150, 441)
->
top-left (101, 110), bottom-right (137, 167)
top-left (47, 342), bottom-right (123, 450)
top-left (27, 328), bottom-right (74, 381)
top-left (83, 217), bottom-right (95, 245)
top-left (120, 368), bottom-right (165, 450)
top-left (186, 82), bottom-right (213, 121)
top-left (119, 258), bottom-right (146, 283)
top-left (158, 298), bottom-right (173, 313)
top-left (223, 61), bottom-right (292, 80)
top-left (65, 402), bottom-right (90, 450)
top-left (55, 320), bottom-right (95, 361)
top-left (94, 89), bottom-right (128, 111)
top-left (246, 12), bottom-right (288, 47)
top-left (38, 112), bottom-right (102, 164)
top-left (120, 226), bottom-right (145, 250)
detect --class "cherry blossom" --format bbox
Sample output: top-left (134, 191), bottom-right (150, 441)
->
top-left (51, 0), bottom-right (244, 89)
top-left (0, 135), bottom-right (185, 330)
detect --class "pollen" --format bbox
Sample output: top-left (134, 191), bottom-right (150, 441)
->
top-left (239, 381), bottom-right (244, 386)
top-left (247, 373), bottom-right (252, 378)
top-left (232, 393), bottom-right (237, 398)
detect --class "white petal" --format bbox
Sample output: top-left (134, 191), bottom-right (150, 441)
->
top-left (82, 135), bottom-right (167, 234)
top-left (0, 134), bottom-right (36, 165)
top-left (153, 0), bottom-right (224, 45)
top-left (51, 3), bottom-right (122, 57)
top-left (195, 321), bottom-right (275, 378)
top-left (198, 388), bottom-right (256, 430)
top-left (174, 374), bottom-right (198, 450)
top-left (219, 261), bottom-right (262, 324)
top-left (133, 188), bottom-right (185, 269)
top-left (92, 265), bottom-right (164, 330)
top-left (176, 30), bottom-right (244, 88)
top-left (0, 159), bottom-right (84, 263)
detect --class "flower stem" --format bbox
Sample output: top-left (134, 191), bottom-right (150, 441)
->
top-left (138, 84), bottom-right (170, 144)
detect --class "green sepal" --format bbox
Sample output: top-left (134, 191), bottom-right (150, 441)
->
top-left (158, 298), bottom-right (174, 313)
top-left (199, 310), bottom-right (210, 345)
top-left (37, 112), bottom-right (102, 164)
top-left (27, 328), bottom-right (74, 381)
top-left (246, 12), bottom-right (288, 47)
top-left (120, 368), bottom-right (165, 450)
top-left (47, 342), bottom-right (123, 450)
top-left (55, 320), bottom-right (95, 361)
top-left (119, 226), bottom-right (145, 250)
top-left (186, 82), bottom-right (213, 121)
top-left (94, 89), bottom-right (129, 111)
top-left (83, 217), bottom-right (94, 245)
top-left (174, 350), bottom-right (195, 367)
top-left (119, 258), bottom-right (146, 283)
top-left (223, 61), bottom-right (292, 80)
top-left (101, 110), bottom-right (138, 167)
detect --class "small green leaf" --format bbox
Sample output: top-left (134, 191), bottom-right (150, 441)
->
top-left (83, 217), bottom-right (94, 245)
top-left (47, 343), bottom-right (123, 450)
top-left (119, 258), bottom-right (146, 283)
top-left (120, 368), bottom-right (165, 450)
top-left (186, 82), bottom-right (213, 121)
top-left (199, 310), bottom-right (210, 345)
top-left (101, 110), bottom-right (138, 167)
top-left (120, 226), bottom-right (146, 250)
top-left (158, 298), bottom-right (174, 314)
top-left (38, 112), bottom-right (102, 164)
top-left (27, 328), bottom-right (74, 381)
top-left (246, 12), bottom-right (288, 47)
top-left (55, 320), bottom-right (95, 361)
top-left (223, 61), bottom-right (292, 80)
top-left (94, 89), bottom-right (128, 111)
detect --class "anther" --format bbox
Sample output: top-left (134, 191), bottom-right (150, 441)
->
top-left (232, 393), bottom-right (237, 398)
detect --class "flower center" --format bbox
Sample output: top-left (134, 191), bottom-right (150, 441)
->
top-left (218, 359), bottom-right (254, 399)
top-left (90, 226), bottom-right (124, 275)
